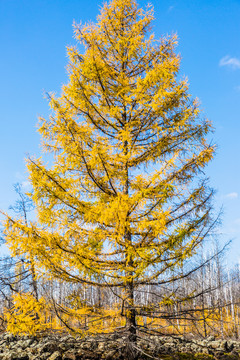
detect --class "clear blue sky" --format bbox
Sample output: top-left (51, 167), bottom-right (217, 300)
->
top-left (0, 0), bottom-right (239, 262)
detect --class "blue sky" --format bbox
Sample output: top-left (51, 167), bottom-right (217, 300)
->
top-left (0, 0), bottom-right (239, 262)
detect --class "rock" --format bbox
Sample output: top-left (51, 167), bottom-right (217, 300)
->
top-left (74, 350), bottom-right (85, 359)
top-left (0, 351), bottom-right (29, 360)
top-left (38, 353), bottom-right (51, 360)
top-left (97, 342), bottom-right (105, 351)
top-left (207, 336), bottom-right (216, 341)
top-left (0, 333), bottom-right (239, 360)
top-left (21, 339), bottom-right (35, 349)
top-left (210, 340), bottom-right (222, 349)
top-left (105, 349), bottom-right (117, 359)
top-left (39, 341), bottom-right (59, 354)
top-left (4, 334), bottom-right (16, 344)
top-left (62, 351), bottom-right (76, 360)
top-left (11, 354), bottom-right (29, 360)
top-left (58, 344), bottom-right (70, 352)
top-left (48, 351), bottom-right (62, 360)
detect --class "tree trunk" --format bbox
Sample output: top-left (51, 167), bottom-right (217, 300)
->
top-left (125, 281), bottom-right (136, 341)
top-left (123, 136), bottom-right (137, 341)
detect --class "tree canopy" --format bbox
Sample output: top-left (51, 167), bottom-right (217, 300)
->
top-left (3, 0), bottom-right (215, 339)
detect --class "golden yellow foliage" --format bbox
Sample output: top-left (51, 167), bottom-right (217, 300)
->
top-left (4, 293), bottom-right (51, 335)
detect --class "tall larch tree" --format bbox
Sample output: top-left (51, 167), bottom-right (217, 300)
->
top-left (3, 0), bottom-right (215, 341)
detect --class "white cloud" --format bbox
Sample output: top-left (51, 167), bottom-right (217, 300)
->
top-left (225, 192), bottom-right (238, 199)
top-left (15, 171), bottom-right (24, 180)
top-left (168, 5), bottom-right (175, 12)
top-left (219, 55), bottom-right (240, 70)
top-left (22, 180), bottom-right (31, 189)
top-left (14, 173), bottom-right (31, 189)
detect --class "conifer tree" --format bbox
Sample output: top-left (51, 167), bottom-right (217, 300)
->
top-left (3, 0), bottom-right (215, 340)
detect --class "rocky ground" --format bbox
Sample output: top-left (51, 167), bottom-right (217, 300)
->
top-left (0, 332), bottom-right (239, 360)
